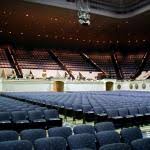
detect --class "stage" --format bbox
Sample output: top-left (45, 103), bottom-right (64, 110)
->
top-left (0, 78), bottom-right (149, 92)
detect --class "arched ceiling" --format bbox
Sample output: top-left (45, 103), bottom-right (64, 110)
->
top-left (0, 0), bottom-right (150, 51)
top-left (25, 0), bottom-right (150, 18)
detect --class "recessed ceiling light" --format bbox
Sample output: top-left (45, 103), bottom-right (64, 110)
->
top-left (9, 31), bottom-right (12, 34)
top-left (45, 34), bottom-right (49, 38)
top-left (76, 38), bottom-right (79, 41)
top-left (54, 18), bottom-right (58, 21)
top-left (25, 14), bottom-right (29, 17)
top-left (3, 11), bottom-right (6, 15)
top-left (54, 35), bottom-right (58, 39)
top-left (20, 32), bottom-right (24, 35)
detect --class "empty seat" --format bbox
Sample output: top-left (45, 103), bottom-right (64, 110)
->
top-left (28, 110), bottom-right (46, 123)
top-left (20, 129), bottom-right (46, 144)
top-left (93, 107), bottom-right (107, 122)
top-left (43, 109), bottom-right (62, 127)
top-left (131, 138), bottom-right (150, 150)
top-left (99, 143), bottom-right (131, 150)
top-left (118, 108), bottom-right (134, 127)
top-left (0, 140), bottom-right (32, 150)
top-left (118, 108), bottom-right (134, 119)
top-left (0, 130), bottom-right (18, 142)
top-left (138, 107), bottom-right (150, 124)
top-left (48, 127), bottom-right (72, 140)
top-left (106, 109), bottom-right (123, 127)
top-left (120, 127), bottom-right (143, 145)
top-left (34, 137), bottom-right (67, 150)
top-left (0, 112), bottom-right (11, 123)
top-left (96, 131), bottom-right (120, 147)
top-left (73, 124), bottom-right (95, 135)
top-left (95, 122), bottom-right (115, 133)
top-left (11, 111), bottom-right (29, 123)
top-left (128, 107), bottom-right (143, 117)
top-left (43, 109), bottom-right (59, 120)
top-left (68, 133), bottom-right (96, 150)
top-left (82, 105), bottom-right (95, 123)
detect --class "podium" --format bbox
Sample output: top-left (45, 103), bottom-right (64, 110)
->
top-left (53, 81), bottom-right (64, 92)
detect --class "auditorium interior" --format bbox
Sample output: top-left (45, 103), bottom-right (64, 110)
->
top-left (0, 0), bottom-right (150, 150)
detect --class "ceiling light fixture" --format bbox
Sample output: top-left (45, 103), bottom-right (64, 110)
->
top-left (76, 0), bottom-right (90, 26)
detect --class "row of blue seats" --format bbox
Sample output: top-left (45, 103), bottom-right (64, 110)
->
top-left (0, 122), bottom-right (149, 150)
top-left (2, 92), bottom-right (150, 126)
top-left (0, 96), bottom-right (48, 112)
top-left (0, 109), bottom-right (62, 130)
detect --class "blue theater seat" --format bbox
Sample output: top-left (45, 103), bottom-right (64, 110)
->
top-left (120, 127), bottom-right (143, 145)
top-left (131, 138), bottom-right (150, 150)
top-left (73, 124), bottom-right (95, 135)
top-left (0, 130), bottom-right (18, 142)
top-left (96, 131), bottom-right (120, 147)
top-left (95, 122), bottom-right (115, 133)
top-left (99, 143), bottom-right (131, 150)
top-left (34, 137), bottom-right (67, 150)
top-left (48, 126), bottom-right (72, 140)
top-left (68, 133), bottom-right (96, 150)
top-left (20, 129), bottom-right (46, 144)
top-left (0, 140), bottom-right (32, 150)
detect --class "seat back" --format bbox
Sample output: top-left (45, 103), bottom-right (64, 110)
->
top-left (138, 107), bottom-right (147, 114)
top-left (99, 143), bottom-right (131, 150)
top-left (0, 130), bottom-right (18, 142)
top-left (11, 111), bottom-right (27, 122)
top-left (0, 140), bottom-right (32, 150)
top-left (128, 107), bottom-right (138, 115)
top-left (107, 109), bottom-right (119, 117)
top-left (28, 110), bottom-right (44, 121)
top-left (48, 127), bottom-right (72, 139)
top-left (43, 109), bottom-right (59, 119)
top-left (95, 122), bottom-right (115, 132)
top-left (0, 112), bottom-right (11, 121)
top-left (96, 131), bottom-right (120, 147)
top-left (131, 138), bottom-right (150, 150)
top-left (68, 133), bottom-right (96, 150)
top-left (20, 129), bottom-right (46, 144)
top-left (73, 124), bottom-right (95, 135)
top-left (35, 137), bottom-right (67, 150)
top-left (120, 127), bottom-right (143, 145)
top-left (118, 108), bottom-right (129, 117)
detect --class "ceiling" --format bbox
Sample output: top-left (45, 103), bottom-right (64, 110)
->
top-left (0, 0), bottom-right (150, 51)
top-left (68, 0), bottom-right (150, 13)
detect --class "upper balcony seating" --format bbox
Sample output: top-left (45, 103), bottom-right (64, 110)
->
top-left (88, 52), bottom-right (116, 79)
top-left (116, 52), bottom-right (144, 79)
top-left (0, 48), bottom-right (11, 68)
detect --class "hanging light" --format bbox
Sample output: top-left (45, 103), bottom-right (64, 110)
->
top-left (76, 0), bottom-right (90, 26)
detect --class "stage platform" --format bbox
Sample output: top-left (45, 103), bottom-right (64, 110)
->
top-left (0, 78), bottom-right (149, 92)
